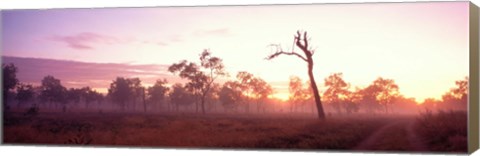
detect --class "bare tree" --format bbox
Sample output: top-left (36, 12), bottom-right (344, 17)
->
top-left (266, 31), bottom-right (326, 119)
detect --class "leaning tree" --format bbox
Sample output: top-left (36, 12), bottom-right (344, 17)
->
top-left (266, 31), bottom-right (326, 119)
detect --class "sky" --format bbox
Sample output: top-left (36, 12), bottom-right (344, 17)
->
top-left (1, 2), bottom-right (470, 102)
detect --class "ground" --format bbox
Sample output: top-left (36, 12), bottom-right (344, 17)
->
top-left (2, 111), bottom-right (467, 153)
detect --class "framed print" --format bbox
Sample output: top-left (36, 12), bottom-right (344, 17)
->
top-left (1, 1), bottom-right (479, 155)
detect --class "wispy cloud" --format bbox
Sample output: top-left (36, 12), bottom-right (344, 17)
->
top-left (193, 28), bottom-right (232, 37)
top-left (47, 32), bottom-right (124, 50)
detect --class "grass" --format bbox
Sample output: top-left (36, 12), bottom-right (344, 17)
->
top-left (3, 112), bottom-right (389, 150)
top-left (415, 110), bottom-right (468, 152)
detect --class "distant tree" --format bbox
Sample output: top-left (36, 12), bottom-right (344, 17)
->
top-left (108, 77), bottom-right (133, 111)
top-left (169, 50), bottom-right (227, 114)
top-left (288, 76), bottom-right (305, 112)
top-left (236, 71), bottom-right (256, 113)
top-left (251, 78), bottom-right (273, 113)
top-left (288, 76), bottom-right (314, 113)
top-left (323, 73), bottom-right (351, 114)
top-left (67, 88), bottom-right (84, 107)
top-left (169, 83), bottom-right (195, 112)
top-left (357, 85), bottom-right (381, 114)
top-left (15, 83), bottom-right (35, 108)
top-left (267, 31), bottom-right (326, 119)
top-left (205, 83), bottom-right (221, 112)
top-left (39, 75), bottom-right (67, 112)
top-left (343, 89), bottom-right (361, 114)
top-left (129, 77), bottom-right (143, 111)
top-left (372, 77), bottom-right (399, 113)
top-left (422, 98), bottom-right (440, 111)
top-left (219, 81), bottom-right (243, 112)
top-left (441, 77), bottom-right (468, 110)
top-left (2, 63), bottom-right (19, 110)
top-left (148, 79), bottom-right (169, 111)
top-left (83, 87), bottom-right (103, 109)
top-left (391, 95), bottom-right (418, 113)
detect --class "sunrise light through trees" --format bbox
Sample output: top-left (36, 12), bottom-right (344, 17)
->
top-left (2, 1), bottom-right (471, 153)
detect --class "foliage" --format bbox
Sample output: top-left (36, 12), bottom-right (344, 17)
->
top-left (168, 49), bottom-right (226, 114)
top-left (147, 79), bottom-right (169, 106)
top-left (15, 83), bottom-right (35, 106)
top-left (3, 63), bottom-right (19, 109)
top-left (416, 110), bottom-right (467, 152)
top-left (108, 77), bottom-right (133, 111)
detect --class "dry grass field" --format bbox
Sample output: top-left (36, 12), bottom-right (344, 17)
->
top-left (3, 111), bottom-right (467, 153)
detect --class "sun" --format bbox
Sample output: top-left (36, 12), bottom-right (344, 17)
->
top-left (270, 92), bottom-right (290, 101)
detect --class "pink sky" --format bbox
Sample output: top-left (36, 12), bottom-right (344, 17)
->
top-left (1, 2), bottom-right (470, 101)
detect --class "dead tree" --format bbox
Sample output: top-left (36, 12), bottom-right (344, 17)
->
top-left (266, 31), bottom-right (326, 119)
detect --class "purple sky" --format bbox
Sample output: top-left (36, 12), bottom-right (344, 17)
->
top-left (1, 2), bottom-right (470, 101)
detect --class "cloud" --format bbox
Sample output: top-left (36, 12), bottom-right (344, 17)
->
top-left (2, 56), bottom-right (185, 92)
top-left (193, 28), bottom-right (232, 37)
top-left (47, 32), bottom-right (123, 50)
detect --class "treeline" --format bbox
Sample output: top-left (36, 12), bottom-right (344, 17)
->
top-left (1, 50), bottom-right (275, 114)
top-left (287, 73), bottom-right (468, 115)
top-left (2, 50), bottom-right (468, 115)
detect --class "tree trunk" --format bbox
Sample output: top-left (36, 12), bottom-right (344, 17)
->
top-left (307, 61), bottom-right (326, 119)
top-left (143, 90), bottom-right (146, 113)
top-left (200, 95), bottom-right (206, 114)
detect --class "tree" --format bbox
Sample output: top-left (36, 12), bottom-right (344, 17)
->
top-left (39, 75), bottom-right (67, 111)
top-left (148, 79), bottom-right (169, 111)
top-left (84, 87), bottom-right (103, 110)
top-left (441, 77), bottom-right (468, 110)
top-left (357, 85), bottom-right (381, 114)
top-left (288, 76), bottom-right (305, 112)
top-left (67, 88), bottom-right (84, 108)
top-left (372, 77), bottom-right (399, 113)
top-left (251, 77), bottom-right (273, 113)
top-left (219, 81), bottom-right (243, 112)
top-left (129, 77), bottom-right (143, 111)
top-left (267, 31), bottom-right (326, 119)
top-left (15, 83), bottom-right (35, 108)
top-left (108, 77), bottom-right (132, 111)
top-left (169, 83), bottom-right (195, 112)
top-left (3, 63), bottom-right (19, 110)
top-left (236, 71), bottom-right (255, 113)
top-left (169, 49), bottom-right (227, 114)
top-left (323, 73), bottom-right (351, 114)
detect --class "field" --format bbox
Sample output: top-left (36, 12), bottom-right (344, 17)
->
top-left (2, 111), bottom-right (468, 153)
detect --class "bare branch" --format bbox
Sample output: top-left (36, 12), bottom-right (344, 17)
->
top-left (266, 51), bottom-right (307, 62)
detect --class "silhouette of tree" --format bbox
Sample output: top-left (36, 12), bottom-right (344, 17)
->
top-left (15, 83), bottom-right (35, 108)
top-left (288, 76), bottom-right (307, 112)
top-left (40, 75), bottom-right (67, 111)
top-left (148, 79), bottom-right (169, 111)
top-left (83, 87), bottom-right (103, 109)
top-left (372, 77), bottom-right (399, 113)
top-left (441, 77), bottom-right (468, 110)
top-left (129, 77), bottom-right (143, 111)
top-left (219, 81), bottom-right (243, 112)
top-left (267, 31), bottom-right (326, 119)
top-left (168, 49), bottom-right (226, 114)
top-left (108, 77), bottom-right (132, 111)
top-left (236, 71), bottom-right (255, 113)
top-left (169, 83), bottom-right (195, 112)
top-left (422, 98), bottom-right (439, 111)
top-left (323, 73), bottom-right (351, 114)
top-left (249, 77), bottom-right (273, 113)
top-left (67, 88), bottom-right (84, 107)
top-left (2, 63), bottom-right (19, 110)
top-left (357, 85), bottom-right (381, 114)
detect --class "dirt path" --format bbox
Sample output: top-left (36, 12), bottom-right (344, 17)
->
top-left (353, 119), bottom-right (429, 152)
